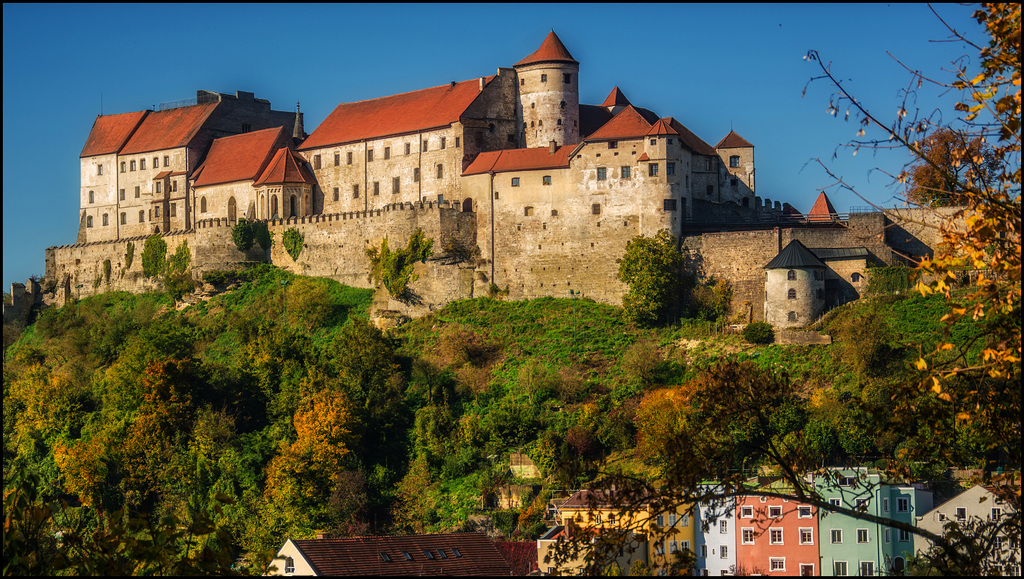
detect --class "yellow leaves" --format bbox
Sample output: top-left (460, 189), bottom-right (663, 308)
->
top-left (915, 358), bottom-right (929, 371)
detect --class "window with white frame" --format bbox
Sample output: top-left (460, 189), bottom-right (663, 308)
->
top-left (770, 529), bottom-right (783, 544)
top-left (885, 528), bottom-right (891, 543)
top-left (720, 520), bottom-right (728, 534)
top-left (860, 561), bottom-right (874, 576)
top-left (857, 529), bottom-right (869, 543)
top-left (770, 558), bottom-right (786, 572)
top-left (829, 498), bottom-right (842, 508)
top-left (284, 557), bottom-right (295, 574)
top-left (897, 498), bottom-right (910, 513)
top-left (701, 545), bottom-right (708, 558)
top-left (898, 529), bottom-right (910, 542)
top-left (883, 498), bottom-right (890, 512)
top-left (834, 561), bottom-right (848, 576)
top-left (769, 506), bottom-right (782, 518)
top-left (799, 564), bottom-right (815, 576)
top-left (669, 541), bottom-right (678, 554)
top-left (741, 506), bottom-right (753, 518)
top-left (654, 541), bottom-right (664, 555)
top-left (991, 507), bottom-right (1002, 519)
top-left (680, 541), bottom-right (689, 553)
top-left (741, 528), bottom-right (755, 544)
top-left (831, 529), bottom-right (843, 544)
top-left (669, 514), bottom-right (677, 527)
top-left (656, 514), bottom-right (665, 527)
top-left (856, 498), bottom-right (869, 512)
top-left (681, 514), bottom-right (689, 527)
top-left (798, 506), bottom-right (812, 518)
top-left (719, 545), bottom-right (727, 559)
top-left (799, 528), bottom-right (813, 545)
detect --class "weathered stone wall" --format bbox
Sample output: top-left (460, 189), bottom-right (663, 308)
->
top-left (516, 61), bottom-right (579, 148)
top-left (765, 266), bottom-right (824, 327)
top-left (883, 206), bottom-right (962, 261)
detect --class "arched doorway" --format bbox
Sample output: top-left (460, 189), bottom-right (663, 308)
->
top-left (893, 557), bottom-right (905, 575)
top-left (462, 198), bottom-right (474, 212)
top-left (289, 195), bottom-right (297, 218)
top-left (228, 196), bottom-right (237, 221)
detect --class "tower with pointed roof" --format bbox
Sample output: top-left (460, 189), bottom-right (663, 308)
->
top-left (716, 130), bottom-right (755, 203)
top-left (514, 31), bottom-right (579, 148)
top-left (763, 239), bottom-right (826, 328)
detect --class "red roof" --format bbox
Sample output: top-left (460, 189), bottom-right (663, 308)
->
top-left (716, 130), bottom-right (754, 149)
top-left (600, 87), bottom-right (632, 108)
top-left (80, 111), bottom-right (148, 158)
top-left (514, 31), bottom-right (578, 67)
top-left (585, 106), bottom-right (654, 141)
top-left (646, 118), bottom-right (678, 137)
top-left (666, 118), bottom-right (718, 156)
top-left (120, 102), bottom-right (219, 155)
top-left (637, 152), bottom-right (650, 162)
top-left (463, 145), bottom-right (573, 176)
top-left (300, 77), bottom-right (494, 151)
top-left (288, 533), bottom-right (511, 576)
top-left (254, 147), bottom-right (317, 185)
top-left (808, 191), bottom-right (839, 221)
top-left (193, 127), bottom-right (290, 187)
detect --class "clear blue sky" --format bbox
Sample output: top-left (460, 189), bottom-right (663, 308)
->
top-left (2, 3), bottom-right (985, 289)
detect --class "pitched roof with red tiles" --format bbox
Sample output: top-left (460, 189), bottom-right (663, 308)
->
top-left (80, 111), bottom-right (148, 158)
top-left (514, 31), bottom-right (578, 67)
top-left (600, 86), bottom-right (632, 108)
top-left (119, 102), bottom-right (220, 155)
top-left (288, 533), bottom-right (511, 576)
top-left (716, 130), bottom-right (754, 149)
top-left (254, 147), bottom-right (317, 186)
top-left (463, 145), bottom-right (573, 176)
top-left (807, 191), bottom-right (839, 221)
top-left (299, 77), bottom-right (494, 151)
top-left (666, 118), bottom-right (718, 157)
top-left (646, 118), bottom-right (679, 137)
top-left (192, 127), bottom-right (289, 188)
top-left (584, 106), bottom-right (654, 141)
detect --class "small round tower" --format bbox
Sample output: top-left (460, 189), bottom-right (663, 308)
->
top-left (514, 31), bottom-right (579, 148)
top-left (763, 240), bottom-right (827, 328)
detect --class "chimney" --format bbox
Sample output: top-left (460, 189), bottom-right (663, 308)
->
top-left (479, 77), bottom-right (485, 92)
top-left (450, 81), bottom-right (456, 90)
top-left (549, 140), bottom-right (557, 154)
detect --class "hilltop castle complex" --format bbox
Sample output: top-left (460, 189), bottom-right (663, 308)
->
top-left (37, 31), bottom-right (951, 328)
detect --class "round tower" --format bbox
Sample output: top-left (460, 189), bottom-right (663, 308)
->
top-left (763, 240), bottom-right (826, 328)
top-left (514, 31), bottom-right (579, 148)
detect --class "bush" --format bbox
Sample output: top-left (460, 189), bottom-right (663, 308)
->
top-left (232, 219), bottom-right (255, 251)
top-left (283, 228), bottom-right (304, 261)
top-left (141, 235), bottom-right (167, 278)
top-left (125, 241), bottom-right (135, 270)
top-left (743, 322), bottom-right (775, 344)
top-left (254, 221), bottom-right (273, 250)
top-left (366, 230), bottom-right (433, 299)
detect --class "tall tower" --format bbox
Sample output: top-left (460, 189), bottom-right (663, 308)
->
top-left (514, 31), bottom-right (579, 148)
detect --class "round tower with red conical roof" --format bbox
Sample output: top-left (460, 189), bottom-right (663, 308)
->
top-left (514, 31), bottom-right (579, 148)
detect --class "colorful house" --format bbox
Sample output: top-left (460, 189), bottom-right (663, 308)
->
top-left (694, 484), bottom-right (738, 575)
top-left (916, 484), bottom-right (1020, 576)
top-left (735, 480), bottom-right (819, 576)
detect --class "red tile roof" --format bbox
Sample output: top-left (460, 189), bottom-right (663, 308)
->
top-left (80, 111), bottom-right (148, 158)
top-left (666, 118), bottom-right (718, 156)
top-left (808, 191), bottom-right (839, 221)
top-left (637, 152), bottom-right (650, 162)
top-left (254, 147), bottom-right (317, 186)
top-left (646, 118), bottom-right (678, 137)
top-left (192, 127), bottom-right (290, 187)
top-left (584, 106), bottom-right (654, 141)
top-left (463, 145), bottom-right (573, 176)
top-left (299, 77), bottom-right (495, 151)
top-left (119, 102), bottom-right (220, 155)
top-left (514, 31), bottom-right (578, 67)
top-left (716, 130), bottom-right (754, 149)
top-left (288, 533), bottom-right (511, 576)
top-left (600, 87), bottom-right (631, 108)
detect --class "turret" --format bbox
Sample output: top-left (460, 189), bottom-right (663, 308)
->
top-left (514, 31), bottom-right (579, 148)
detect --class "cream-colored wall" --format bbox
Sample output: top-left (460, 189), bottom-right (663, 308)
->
top-left (80, 153), bottom-right (119, 242)
top-left (196, 180), bottom-right (258, 222)
top-left (718, 145), bottom-right (755, 200)
top-left (516, 61), bottom-right (579, 148)
top-left (270, 540), bottom-right (317, 576)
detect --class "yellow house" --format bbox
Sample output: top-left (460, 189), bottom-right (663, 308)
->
top-left (539, 489), bottom-right (695, 575)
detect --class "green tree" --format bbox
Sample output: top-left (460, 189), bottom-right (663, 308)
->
top-left (141, 234), bottom-right (167, 278)
top-left (366, 229), bottom-right (434, 299)
top-left (617, 230), bottom-right (684, 326)
top-left (232, 219), bottom-right (255, 251)
top-left (282, 228), bottom-right (304, 261)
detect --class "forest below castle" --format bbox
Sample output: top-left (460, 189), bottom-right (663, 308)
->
top-left (2, 260), bottom-right (1006, 574)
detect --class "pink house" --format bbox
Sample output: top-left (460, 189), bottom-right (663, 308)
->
top-left (735, 484), bottom-right (819, 576)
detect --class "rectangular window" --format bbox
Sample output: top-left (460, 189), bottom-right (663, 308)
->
top-left (798, 506), bottom-right (812, 518)
top-left (164, 155), bottom-right (169, 167)
top-left (155, 206), bottom-right (160, 217)
top-left (139, 210), bottom-right (145, 223)
top-left (650, 138), bottom-right (657, 145)
top-left (334, 152), bottom-right (340, 166)
top-left (621, 166), bottom-right (630, 178)
top-left (885, 528), bottom-right (891, 543)
top-left (701, 545), bottom-right (708, 558)
top-left (440, 137), bottom-right (446, 149)
top-left (541, 73), bottom-right (547, 82)
top-left (414, 168), bottom-right (420, 182)
top-left (769, 506), bottom-right (782, 518)
top-left (770, 558), bottom-right (786, 572)
top-left (511, 177), bottom-right (520, 187)
top-left (856, 499), bottom-right (869, 512)
top-left (834, 561), bottom-right (848, 576)
top-left (591, 203), bottom-right (601, 215)
top-left (799, 564), bottom-right (815, 576)
top-left (437, 164), bottom-right (443, 179)
top-left (897, 498), bottom-right (910, 513)
top-left (705, 158), bottom-right (713, 171)
top-left (134, 186), bottom-right (140, 198)
top-left (353, 185), bottom-right (360, 199)
top-left (392, 176), bottom-right (400, 194)
top-left (654, 541), bottom-right (664, 555)
top-left (130, 160), bottom-right (136, 171)
top-left (720, 520), bottom-right (728, 534)
top-left (857, 529), bottom-right (869, 543)
top-left (883, 498), bottom-right (890, 513)
top-left (742, 528), bottom-right (755, 544)
top-left (347, 151), bottom-right (353, 165)
top-left (741, 506), bottom-right (753, 518)
top-left (649, 163), bottom-right (659, 177)
top-left (170, 203), bottom-right (176, 217)
top-left (333, 187), bottom-right (340, 201)
top-left (829, 498), bottom-right (842, 508)
top-left (860, 561), bottom-right (874, 577)
top-left (608, 141), bottom-right (617, 149)
top-left (405, 143), bottom-right (411, 155)
top-left (140, 158), bottom-right (146, 170)
top-left (669, 541), bottom-right (678, 554)
top-left (367, 149), bottom-right (374, 162)
top-left (172, 180), bottom-right (177, 192)
top-left (97, 164), bottom-right (103, 175)
top-left (769, 529), bottom-right (783, 544)
top-left (563, 73), bottom-right (571, 83)
top-left (119, 188), bottom-right (125, 201)
top-left (831, 529), bottom-right (843, 544)
top-left (422, 141), bottom-right (428, 152)
top-left (668, 514), bottom-right (677, 527)
top-left (799, 528), bottom-right (813, 545)
top-left (898, 529), bottom-right (910, 542)
top-left (120, 212), bottom-right (126, 225)
top-left (384, 147), bottom-right (390, 160)
top-left (373, 181), bottom-right (380, 195)
top-left (663, 199), bottom-right (677, 211)
top-left (455, 137), bottom-right (460, 148)
top-left (597, 167), bottom-right (607, 180)
top-left (955, 508), bottom-right (966, 520)
top-left (156, 182), bottom-right (162, 194)
top-left (719, 545), bottom-right (727, 559)
top-left (656, 515), bottom-right (665, 527)
top-left (667, 162), bottom-right (675, 175)
top-left (121, 162), bottom-right (126, 173)
top-left (542, 175), bottom-right (552, 185)
top-left (313, 155), bottom-right (321, 169)
top-left (153, 157), bottom-right (159, 168)
top-left (730, 155), bottom-right (740, 168)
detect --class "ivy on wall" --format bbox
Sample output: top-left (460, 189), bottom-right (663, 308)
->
top-left (283, 228), bottom-right (304, 262)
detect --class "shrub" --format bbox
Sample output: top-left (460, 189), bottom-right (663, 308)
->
top-left (866, 264), bottom-right (914, 294)
top-left (103, 259), bottom-right (111, 284)
top-left (743, 321), bottom-right (775, 344)
top-left (366, 229), bottom-right (433, 299)
top-left (168, 241), bottom-right (191, 274)
top-left (125, 241), bottom-right (135, 270)
top-left (283, 228), bottom-right (304, 261)
top-left (232, 219), bottom-right (255, 251)
top-left (617, 230), bottom-right (684, 326)
top-left (141, 235), bottom-right (167, 278)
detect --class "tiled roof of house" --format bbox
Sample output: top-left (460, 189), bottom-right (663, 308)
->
top-left (807, 191), bottom-right (839, 221)
top-left (716, 130), bottom-right (754, 149)
top-left (119, 102), bottom-right (220, 155)
top-left (299, 77), bottom-right (495, 151)
top-left (666, 118), bottom-right (718, 157)
top-left (463, 145), bottom-right (573, 176)
top-left (585, 106), bottom-right (654, 141)
top-left (646, 118), bottom-right (678, 137)
top-left (192, 127), bottom-right (289, 187)
top-left (560, 489), bottom-right (655, 510)
top-left (514, 31), bottom-right (578, 67)
top-left (254, 147), bottom-right (316, 186)
top-left (764, 239), bottom-right (826, 269)
top-left (80, 111), bottom-right (148, 158)
top-left (600, 86), bottom-right (631, 108)
top-left (289, 533), bottom-right (511, 576)
top-left (808, 247), bottom-right (870, 260)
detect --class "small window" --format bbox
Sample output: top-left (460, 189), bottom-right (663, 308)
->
top-left (455, 137), bottom-right (460, 148)
top-left (380, 553), bottom-right (391, 562)
top-left (955, 508), bottom-right (966, 520)
top-left (392, 177), bottom-right (400, 194)
top-left (170, 203), bottom-right (176, 217)
top-left (540, 73), bottom-right (547, 82)
top-left (201, 197), bottom-right (207, 213)
top-left (669, 514), bottom-right (677, 527)
top-left (799, 506), bottom-right (812, 518)
top-left (592, 203), bottom-right (601, 215)
top-left (333, 187), bottom-right (340, 201)
top-left (511, 177), bottom-right (520, 187)
top-left (720, 520), bottom-right (728, 534)
top-left (834, 561), bottom-right (848, 576)
top-left (384, 146), bottom-right (390, 160)
top-left (608, 141), bottom-right (617, 149)
top-left (597, 167), bottom-right (607, 180)
top-left (423, 550), bottom-right (434, 559)
top-left (139, 210), bottom-right (145, 223)
top-left (440, 137), bottom-right (446, 149)
top-left (405, 143), bottom-right (411, 155)
top-left (164, 155), bottom-right (169, 167)
top-left (621, 166), bottom-right (631, 178)
top-left (560, 100), bottom-right (566, 110)
top-left (422, 140), bottom-right (429, 152)
top-left (800, 528), bottom-right (814, 545)
top-left (770, 558), bottom-right (786, 572)
top-left (140, 158), bottom-right (146, 170)
top-left (373, 181), bottom-right (380, 196)
top-left (897, 498), bottom-right (910, 513)
top-left (508, 133), bottom-right (516, 143)
top-left (788, 311), bottom-right (798, 322)
top-left (814, 269), bottom-right (824, 280)
top-left (787, 269), bottom-right (797, 280)
top-left (769, 506), bottom-right (782, 518)
top-left (856, 498), bottom-right (869, 511)
top-left (438, 550), bottom-right (447, 559)
top-left (130, 160), bottom-right (136, 171)
top-left (414, 168), bottom-right (420, 182)
top-left (452, 548), bottom-right (462, 558)
top-left (741, 506), bottom-right (753, 518)
top-left (157, 182), bottom-right (162, 194)
top-left (367, 149), bottom-right (374, 162)
top-left (102, 214), bottom-right (108, 226)
top-left (851, 272), bottom-right (863, 283)
top-left (898, 529), bottom-right (910, 542)
top-left (153, 157), bottom-right (159, 168)
top-left (88, 190), bottom-right (95, 204)
top-left (650, 138), bottom-right (657, 146)
top-left (120, 212), bottom-right (126, 225)
top-left (119, 188), bottom-right (125, 201)
top-left (347, 151), bottom-right (354, 165)
top-left (550, 209), bottom-right (557, 216)
top-left (155, 206), bottom-right (160, 217)
top-left (334, 152), bottom-right (340, 166)
top-left (87, 215), bottom-right (94, 228)
top-left (494, 191), bottom-right (499, 200)
top-left (649, 163), bottom-right (659, 177)
top-left (563, 73), bottom-right (571, 83)
top-left (314, 155), bottom-right (321, 169)
top-left (829, 498), bottom-right (842, 507)
top-left (788, 289), bottom-right (797, 300)
top-left (860, 561), bottom-right (874, 576)
top-left (524, 206), bottom-right (534, 216)
top-left (542, 175), bottom-right (552, 185)
top-left (353, 185), bottom-right (359, 199)
top-left (667, 139), bottom-right (673, 145)
top-left (121, 162), bottom-right (126, 173)
top-left (742, 528), bottom-right (755, 544)
top-left (770, 529), bottom-right (784, 544)
top-left (402, 551), bottom-right (412, 561)
top-left (730, 155), bottom-right (740, 168)
top-left (663, 199), bottom-right (677, 211)
top-left (719, 545), bottom-right (726, 559)
top-left (437, 164), bottom-right (444, 179)
top-left (667, 162), bottom-right (675, 175)
top-left (97, 164), bottom-right (103, 175)
top-left (285, 556), bottom-right (295, 573)
top-left (857, 529), bottom-right (869, 543)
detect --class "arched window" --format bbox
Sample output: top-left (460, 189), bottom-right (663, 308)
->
top-left (787, 270), bottom-right (797, 281)
top-left (139, 210), bottom-right (145, 223)
top-left (462, 198), bottom-right (474, 212)
top-left (200, 197), bottom-right (207, 213)
top-left (289, 195), bottom-right (297, 218)
top-left (787, 289), bottom-right (797, 300)
top-left (87, 215), bottom-right (93, 228)
top-left (788, 311), bottom-right (798, 322)
top-left (120, 213), bottom-right (126, 225)
top-left (102, 214), bottom-right (108, 226)
top-left (228, 197), bottom-right (236, 221)
top-left (851, 272), bottom-right (863, 283)
top-left (88, 190), bottom-right (95, 204)
top-left (271, 195), bottom-right (279, 218)
top-left (893, 557), bottom-right (905, 575)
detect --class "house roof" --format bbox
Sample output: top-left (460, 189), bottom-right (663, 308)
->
top-left (808, 191), bottom-right (839, 221)
top-left (192, 127), bottom-right (289, 187)
top-left (600, 86), bottom-right (632, 108)
top-left (463, 145), bottom-right (573, 176)
top-left (716, 130), bottom-right (754, 149)
top-left (287, 533), bottom-right (511, 576)
top-left (666, 118), bottom-right (718, 156)
top-left (80, 111), bottom-right (148, 158)
top-left (254, 147), bottom-right (317, 186)
top-left (764, 239), bottom-right (826, 269)
top-left (560, 489), bottom-right (655, 510)
top-left (579, 105), bottom-right (614, 138)
top-left (809, 247), bottom-right (870, 260)
top-left (119, 102), bottom-right (220, 155)
top-left (585, 106), bottom-right (654, 141)
top-left (646, 118), bottom-right (678, 137)
top-left (514, 31), bottom-right (578, 67)
top-left (299, 76), bottom-right (494, 151)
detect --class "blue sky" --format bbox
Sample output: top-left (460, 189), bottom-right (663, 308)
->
top-left (2, 3), bottom-right (985, 289)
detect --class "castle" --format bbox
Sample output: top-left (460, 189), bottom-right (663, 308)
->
top-left (42, 31), bottom-right (951, 327)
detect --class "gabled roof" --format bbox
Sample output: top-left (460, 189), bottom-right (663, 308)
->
top-left (299, 76), bottom-right (494, 151)
top-left (287, 533), bottom-right (511, 576)
top-left (80, 111), bottom-right (148, 158)
top-left (666, 118), bottom-right (718, 156)
top-left (463, 145), bottom-right (573, 176)
top-left (600, 86), bottom-right (631, 108)
top-left (646, 118), bottom-right (678, 137)
top-left (579, 105), bottom-right (614, 138)
top-left (764, 239), bottom-right (826, 269)
top-left (560, 489), bottom-right (655, 510)
top-left (716, 130), bottom-right (754, 149)
top-left (807, 191), bottom-right (839, 221)
top-left (585, 106), bottom-right (654, 141)
top-left (514, 31), bottom-right (578, 67)
top-left (119, 102), bottom-right (220, 155)
top-left (192, 127), bottom-right (290, 188)
top-left (254, 147), bottom-right (317, 186)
